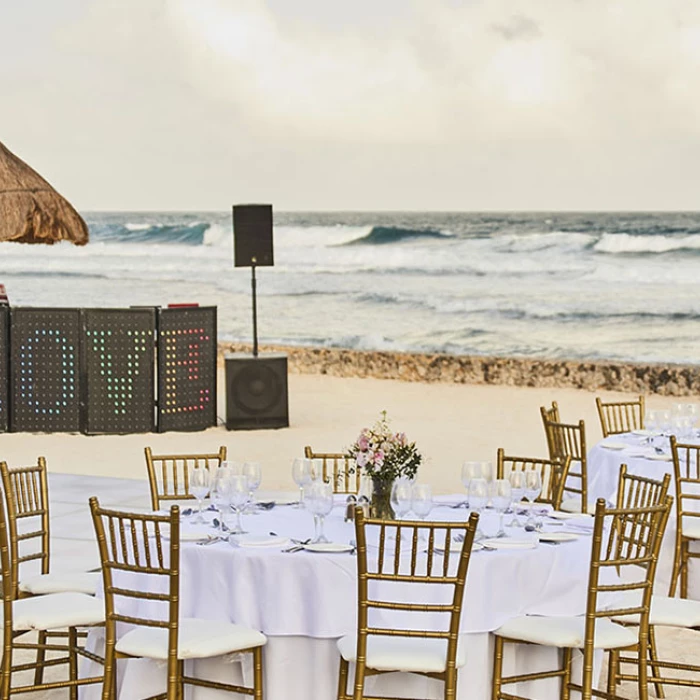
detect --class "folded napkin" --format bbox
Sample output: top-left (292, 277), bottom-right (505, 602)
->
top-left (231, 534), bottom-right (290, 548)
top-left (601, 441), bottom-right (627, 450)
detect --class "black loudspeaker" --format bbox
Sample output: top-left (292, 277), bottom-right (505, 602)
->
top-left (225, 353), bottom-right (289, 430)
top-left (233, 204), bottom-right (274, 267)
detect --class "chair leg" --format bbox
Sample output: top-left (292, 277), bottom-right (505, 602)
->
top-left (352, 659), bottom-right (366, 700)
top-left (253, 646), bottom-right (264, 700)
top-left (648, 626), bottom-right (665, 699)
top-left (561, 648), bottom-right (572, 700)
top-left (68, 627), bottom-right (78, 700)
top-left (102, 630), bottom-right (117, 700)
top-left (669, 538), bottom-right (682, 597)
top-left (607, 650), bottom-right (619, 697)
top-left (680, 543), bottom-right (689, 599)
top-left (33, 630), bottom-right (48, 685)
top-left (1, 638), bottom-right (12, 700)
top-left (177, 660), bottom-right (185, 700)
top-left (337, 658), bottom-right (349, 700)
top-left (638, 633), bottom-right (650, 700)
top-left (444, 665), bottom-right (457, 700)
top-left (491, 636), bottom-right (504, 700)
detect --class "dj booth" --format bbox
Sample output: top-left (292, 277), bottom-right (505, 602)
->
top-left (0, 305), bottom-right (217, 434)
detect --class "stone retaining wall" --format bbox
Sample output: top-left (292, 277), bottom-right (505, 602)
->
top-left (219, 343), bottom-right (700, 396)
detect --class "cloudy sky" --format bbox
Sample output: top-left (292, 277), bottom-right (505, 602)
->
top-left (2, 0), bottom-right (700, 211)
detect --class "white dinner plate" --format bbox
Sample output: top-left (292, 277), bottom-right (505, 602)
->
top-left (601, 441), bottom-right (627, 450)
top-left (538, 532), bottom-right (579, 543)
top-left (303, 543), bottom-right (354, 553)
top-left (431, 542), bottom-right (483, 555)
top-left (548, 511), bottom-right (584, 520)
top-left (481, 538), bottom-right (537, 550)
top-left (163, 529), bottom-right (214, 542)
top-left (631, 429), bottom-right (654, 437)
top-left (646, 453), bottom-right (672, 462)
top-left (230, 534), bottom-right (290, 548)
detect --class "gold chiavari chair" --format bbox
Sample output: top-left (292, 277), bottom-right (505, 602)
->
top-left (90, 497), bottom-right (266, 700)
top-left (336, 509), bottom-right (479, 700)
top-left (304, 446), bottom-right (360, 494)
top-left (0, 458), bottom-right (101, 686)
top-left (540, 401), bottom-right (560, 454)
top-left (0, 479), bottom-right (105, 698)
top-left (144, 446), bottom-right (227, 511)
top-left (596, 395), bottom-right (645, 437)
top-left (492, 496), bottom-right (671, 700)
top-left (669, 435), bottom-right (700, 599)
top-left (541, 413), bottom-right (589, 514)
top-left (496, 449), bottom-right (571, 510)
top-left (604, 465), bottom-right (700, 697)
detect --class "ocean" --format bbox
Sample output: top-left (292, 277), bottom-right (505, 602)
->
top-left (1, 211), bottom-right (699, 365)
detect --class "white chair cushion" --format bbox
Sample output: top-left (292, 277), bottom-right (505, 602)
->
top-left (560, 498), bottom-right (596, 515)
top-left (611, 592), bottom-right (700, 628)
top-left (682, 519), bottom-right (700, 540)
top-left (13, 592), bottom-right (105, 631)
top-left (495, 615), bottom-right (637, 650)
top-left (19, 572), bottom-right (100, 596)
top-left (116, 618), bottom-right (266, 660)
top-left (337, 634), bottom-right (466, 673)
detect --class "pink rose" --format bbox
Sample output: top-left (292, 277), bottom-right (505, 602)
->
top-left (358, 435), bottom-right (369, 451)
top-left (356, 452), bottom-right (368, 468)
top-left (373, 449), bottom-right (385, 467)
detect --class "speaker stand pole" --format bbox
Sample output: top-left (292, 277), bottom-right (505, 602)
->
top-left (251, 263), bottom-right (259, 358)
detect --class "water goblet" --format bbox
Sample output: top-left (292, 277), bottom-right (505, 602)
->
top-left (523, 469), bottom-right (542, 530)
top-left (242, 461), bottom-right (262, 513)
top-left (229, 474), bottom-right (251, 535)
top-left (189, 465), bottom-right (211, 524)
top-left (307, 481), bottom-right (334, 543)
top-left (211, 467), bottom-right (233, 535)
top-left (480, 462), bottom-right (495, 507)
top-left (644, 409), bottom-right (658, 436)
top-left (468, 478), bottom-right (488, 539)
top-left (658, 409), bottom-right (672, 435)
top-left (291, 458), bottom-right (313, 508)
top-left (507, 470), bottom-right (526, 527)
top-left (491, 479), bottom-right (512, 538)
top-left (461, 461), bottom-right (480, 508)
top-left (687, 404), bottom-right (700, 436)
top-left (411, 484), bottom-right (433, 543)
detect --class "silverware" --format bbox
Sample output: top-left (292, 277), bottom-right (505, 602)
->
top-left (450, 501), bottom-right (468, 509)
top-left (282, 545), bottom-right (305, 553)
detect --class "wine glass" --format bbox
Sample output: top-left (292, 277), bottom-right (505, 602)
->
top-left (189, 465), bottom-right (211, 524)
top-left (507, 470), bottom-right (526, 527)
top-left (461, 462), bottom-right (480, 508)
top-left (229, 474), bottom-right (251, 535)
top-left (242, 461), bottom-right (262, 513)
top-left (211, 467), bottom-right (233, 536)
top-left (480, 462), bottom-right (495, 508)
top-left (644, 409), bottom-right (658, 435)
top-left (468, 478), bottom-right (488, 540)
top-left (391, 479), bottom-right (412, 519)
top-left (658, 409), bottom-right (672, 435)
top-left (523, 469), bottom-right (542, 530)
top-left (307, 481), bottom-right (334, 543)
top-left (687, 404), bottom-right (699, 436)
top-left (491, 479), bottom-right (512, 538)
top-left (411, 484), bottom-right (433, 543)
top-left (291, 458), bottom-right (313, 508)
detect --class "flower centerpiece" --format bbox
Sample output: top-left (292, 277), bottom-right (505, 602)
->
top-left (348, 411), bottom-right (422, 519)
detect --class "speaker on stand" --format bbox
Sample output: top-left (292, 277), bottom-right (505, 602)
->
top-left (226, 204), bottom-right (289, 430)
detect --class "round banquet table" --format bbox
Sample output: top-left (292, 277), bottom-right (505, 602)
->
top-left (80, 496), bottom-right (605, 700)
top-left (588, 431), bottom-right (700, 598)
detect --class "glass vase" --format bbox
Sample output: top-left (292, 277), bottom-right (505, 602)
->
top-left (371, 478), bottom-right (395, 520)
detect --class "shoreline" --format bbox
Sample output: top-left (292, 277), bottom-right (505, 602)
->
top-left (219, 342), bottom-right (700, 396)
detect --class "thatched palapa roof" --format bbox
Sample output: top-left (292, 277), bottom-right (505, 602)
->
top-left (0, 140), bottom-right (88, 245)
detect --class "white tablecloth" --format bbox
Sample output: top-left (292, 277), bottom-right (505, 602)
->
top-left (588, 432), bottom-right (700, 597)
top-left (81, 496), bottom-right (603, 700)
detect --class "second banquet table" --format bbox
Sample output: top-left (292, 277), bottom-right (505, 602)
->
top-left (82, 496), bottom-right (602, 700)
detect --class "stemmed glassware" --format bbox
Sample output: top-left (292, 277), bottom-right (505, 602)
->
top-left (391, 479), bottom-right (413, 519)
top-left (229, 474), bottom-right (251, 535)
top-left (411, 484), bottom-right (433, 543)
top-left (644, 409), bottom-right (658, 435)
top-left (468, 478), bottom-right (488, 539)
top-left (211, 467), bottom-right (233, 536)
top-left (461, 462), bottom-right (480, 508)
top-left (292, 458), bottom-right (313, 508)
top-left (189, 465), bottom-right (211, 524)
top-left (507, 470), bottom-right (526, 527)
top-left (242, 462), bottom-right (262, 514)
top-left (307, 481), bottom-right (334, 543)
top-left (491, 479), bottom-right (512, 538)
top-left (523, 470), bottom-right (543, 530)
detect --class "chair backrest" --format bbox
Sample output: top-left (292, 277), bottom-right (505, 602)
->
top-left (90, 497), bottom-right (180, 682)
top-left (580, 497), bottom-right (671, 696)
top-left (542, 417), bottom-right (588, 512)
top-left (496, 449), bottom-right (571, 510)
top-left (596, 396), bottom-right (645, 437)
top-left (669, 436), bottom-right (700, 541)
top-left (540, 402), bottom-right (560, 454)
top-left (304, 446), bottom-right (360, 494)
top-left (611, 464), bottom-right (671, 564)
top-left (144, 446), bottom-right (227, 510)
top-left (0, 458), bottom-right (50, 596)
top-left (0, 471), bottom-right (19, 635)
top-left (353, 509), bottom-right (479, 668)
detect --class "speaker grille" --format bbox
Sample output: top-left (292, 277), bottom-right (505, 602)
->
top-left (231, 363), bottom-right (283, 415)
top-left (233, 204), bottom-right (274, 267)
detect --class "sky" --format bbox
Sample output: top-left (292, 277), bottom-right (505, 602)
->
top-left (2, 0), bottom-right (700, 211)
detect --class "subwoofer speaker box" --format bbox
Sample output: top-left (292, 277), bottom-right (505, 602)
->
top-left (232, 204), bottom-right (274, 267)
top-left (225, 353), bottom-right (289, 430)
